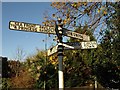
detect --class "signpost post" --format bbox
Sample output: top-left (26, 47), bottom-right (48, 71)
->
top-left (55, 18), bottom-right (64, 90)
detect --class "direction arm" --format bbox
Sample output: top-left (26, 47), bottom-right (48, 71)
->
top-left (62, 28), bottom-right (90, 41)
top-left (9, 21), bottom-right (56, 34)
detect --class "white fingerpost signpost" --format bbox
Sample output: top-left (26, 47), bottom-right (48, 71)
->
top-left (9, 19), bottom-right (97, 90)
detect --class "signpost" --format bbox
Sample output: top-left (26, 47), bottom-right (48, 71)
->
top-left (9, 20), bottom-right (97, 90)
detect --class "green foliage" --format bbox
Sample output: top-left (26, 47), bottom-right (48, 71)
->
top-left (33, 63), bottom-right (58, 89)
top-left (7, 60), bottom-right (21, 77)
top-left (63, 27), bottom-right (96, 87)
top-left (7, 60), bottom-right (35, 88)
top-left (92, 2), bottom-right (120, 89)
top-left (25, 50), bottom-right (58, 89)
top-left (2, 78), bottom-right (11, 89)
top-left (93, 62), bottom-right (120, 89)
top-left (64, 50), bottom-right (94, 87)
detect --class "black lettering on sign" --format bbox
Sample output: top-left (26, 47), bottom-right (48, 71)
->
top-left (19, 22), bottom-right (24, 30)
top-left (41, 26), bottom-right (46, 33)
top-left (51, 27), bottom-right (55, 33)
top-left (15, 22), bottom-right (19, 26)
top-left (79, 34), bottom-right (83, 39)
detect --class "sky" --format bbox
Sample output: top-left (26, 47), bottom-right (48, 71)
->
top-left (2, 2), bottom-right (58, 60)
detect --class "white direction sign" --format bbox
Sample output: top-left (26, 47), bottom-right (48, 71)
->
top-left (47, 41), bottom-right (97, 56)
top-left (64, 41), bottom-right (97, 49)
top-left (63, 28), bottom-right (90, 41)
top-left (47, 45), bottom-right (58, 56)
top-left (9, 21), bottom-right (56, 34)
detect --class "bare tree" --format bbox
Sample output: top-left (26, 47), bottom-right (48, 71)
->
top-left (14, 47), bottom-right (26, 61)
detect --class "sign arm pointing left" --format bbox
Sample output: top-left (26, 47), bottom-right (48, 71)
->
top-left (9, 21), bottom-right (56, 34)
